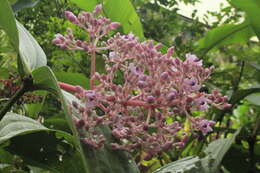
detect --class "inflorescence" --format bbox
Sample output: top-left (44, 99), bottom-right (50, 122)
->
top-left (53, 4), bottom-right (230, 161)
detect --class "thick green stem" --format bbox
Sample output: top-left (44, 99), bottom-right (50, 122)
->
top-left (0, 86), bottom-right (27, 120)
top-left (0, 75), bottom-right (34, 120)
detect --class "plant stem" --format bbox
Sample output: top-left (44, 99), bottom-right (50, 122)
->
top-left (0, 75), bottom-right (34, 120)
top-left (58, 82), bottom-right (78, 92)
top-left (0, 86), bottom-right (26, 120)
top-left (90, 50), bottom-right (96, 89)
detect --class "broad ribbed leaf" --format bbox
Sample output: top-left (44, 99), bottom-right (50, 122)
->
top-left (70, 0), bottom-right (144, 38)
top-left (0, 113), bottom-right (84, 173)
top-left (231, 0), bottom-right (260, 40)
top-left (195, 21), bottom-right (254, 55)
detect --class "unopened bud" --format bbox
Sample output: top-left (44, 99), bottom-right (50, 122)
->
top-left (160, 72), bottom-right (169, 80)
top-left (147, 96), bottom-right (155, 104)
top-left (94, 4), bottom-right (102, 14)
top-left (109, 22), bottom-right (120, 30)
top-left (167, 46), bottom-right (174, 57)
top-left (64, 11), bottom-right (78, 24)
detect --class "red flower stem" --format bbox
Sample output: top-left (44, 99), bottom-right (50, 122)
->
top-left (58, 82), bottom-right (77, 93)
top-left (90, 50), bottom-right (96, 89)
top-left (58, 82), bottom-right (178, 108)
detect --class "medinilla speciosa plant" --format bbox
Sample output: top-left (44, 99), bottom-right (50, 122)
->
top-left (54, 4), bottom-right (230, 165)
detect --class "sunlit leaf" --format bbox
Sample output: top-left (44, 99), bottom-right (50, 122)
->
top-left (231, 0), bottom-right (260, 40)
top-left (195, 21), bottom-right (254, 55)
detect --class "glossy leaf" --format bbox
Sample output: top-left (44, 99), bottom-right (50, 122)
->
top-left (70, 0), bottom-right (144, 38)
top-left (246, 93), bottom-right (260, 106)
top-left (55, 72), bottom-right (89, 89)
top-left (195, 21), bottom-right (254, 55)
top-left (152, 156), bottom-right (203, 173)
top-left (17, 21), bottom-right (47, 73)
top-left (32, 66), bottom-right (90, 173)
top-left (103, 0), bottom-right (144, 38)
top-left (231, 0), bottom-right (260, 40)
top-left (0, 113), bottom-right (85, 173)
top-left (0, 0), bottom-right (19, 50)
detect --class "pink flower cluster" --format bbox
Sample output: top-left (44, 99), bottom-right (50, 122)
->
top-left (54, 5), bottom-right (230, 161)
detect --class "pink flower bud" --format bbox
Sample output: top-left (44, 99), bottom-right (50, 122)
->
top-left (147, 96), bottom-right (155, 104)
top-left (109, 22), bottom-right (120, 30)
top-left (94, 4), bottom-right (102, 14)
top-left (155, 43), bottom-right (162, 50)
top-left (64, 11), bottom-right (78, 24)
top-left (52, 38), bottom-right (62, 45)
top-left (76, 119), bottom-right (85, 129)
top-left (160, 72), bottom-right (169, 80)
top-left (167, 46), bottom-right (174, 57)
top-left (137, 80), bottom-right (146, 89)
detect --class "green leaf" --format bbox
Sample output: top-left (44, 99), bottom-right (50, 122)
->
top-left (54, 71), bottom-right (89, 89)
top-left (201, 128), bottom-right (241, 173)
top-left (0, 112), bottom-right (73, 145)
top-left (231, 0), bottom-right (260, 40)
top-left (17, 21), bottom-right (47, 73)
top-left (245, 93), bottom-right (260, 106)
top-left (195, 21), bottom-right (254, 55)
top-left (103, 0), bottom-right (144, 38)
top-left (11, 0), bottom-right (40, 13)
top-left (230, 87), bottom-right (260, 105)
top-left (70, 0), bottom-right (144, 38)
top-left (70, 0), bottom-right (97, 11)
top-left (152, 156), bottom-right (203, 173)
top-left (0, 112), bottom-right (84, 173)
top-left (0, 0), bottom-right (19, 50)
top-left (25, 91), bottom-right (47, 118)
top-left (32, 66), bottom-right (89, 173)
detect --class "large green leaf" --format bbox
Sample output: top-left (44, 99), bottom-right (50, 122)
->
top-left (245, 93), bottom-right (260, 106)
top-left (55, 71), bottom-right (89, 89)
top-left (32, 66), bottom-right (90, 173)
top-left (17, 21), bottom-right (47, 73)
top-left (195, 21), bottom-right (254, 55)
top-left (0, 113), bottom-right (85, 173)
top-left (231, 0), bottom-right (260, 40)
top-left (70, 0), bottom-right (97, 11)
top-left (70, 0), bottom-right (144, 38)
top-left (0, 0), bottom-right (47, 75)
top-left (0, 0), bottom-right (19, 50)
top-left (103, 0), bottom-right (144, 38)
